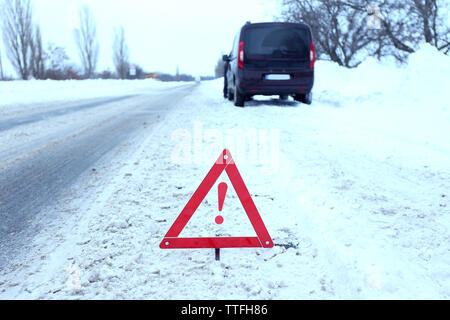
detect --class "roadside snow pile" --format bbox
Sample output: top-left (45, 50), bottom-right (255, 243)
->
top-left (315, 44), bottom-right (450, 168)
top-left (315, 44), bottom-right (450, 114)
top-left (0, 79), bottom-right (183, 107)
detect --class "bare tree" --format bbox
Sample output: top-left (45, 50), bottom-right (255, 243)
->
top-left (1, 0), bottom-right (34, 79)
top-left (337, 0), bottom-right (449, 59)
top-left (30, 24), bottom-right (45, 79)
top-left (281, 0), bottom-right (376, 67)
top-left (113, 25), bottom-right (129, 79)
top-left (44, 43), bottom-right (82, 80)
top-left (74, 5), bottom-right (99, 79)
top-left (0, 48), bottom-right (4, 80)
top-left (335, 0), bottom-right (417, 62)
top-left (281, 0), bottom-right (449, 65)
top-left (409, 0), bottom-right (449, 53)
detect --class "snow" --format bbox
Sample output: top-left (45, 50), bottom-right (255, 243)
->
top-left (0, 79), bottom-right (184, 119)
top-left (0, 44), bottom-right (449, 299)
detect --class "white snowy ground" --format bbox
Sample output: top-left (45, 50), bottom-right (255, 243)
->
top-left (0, 44), bottom-right (449, 299)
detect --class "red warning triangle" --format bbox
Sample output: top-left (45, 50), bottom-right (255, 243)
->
top-left (160, 149), bottom-right (273, 249)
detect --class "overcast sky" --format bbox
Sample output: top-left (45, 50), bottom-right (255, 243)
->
top-left (1, 0), bottom-right (281, 77)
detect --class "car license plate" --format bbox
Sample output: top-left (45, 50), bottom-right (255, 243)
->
top-left (265, 74), bottom-right (291, 80)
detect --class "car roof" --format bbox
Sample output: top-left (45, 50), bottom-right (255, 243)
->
top-left (242, 21), bottom-right (311, 30)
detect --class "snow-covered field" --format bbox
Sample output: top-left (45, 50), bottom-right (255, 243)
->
top-left (0, 44), bottom-right (449, 299)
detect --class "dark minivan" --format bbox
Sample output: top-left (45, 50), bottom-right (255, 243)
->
top-left (223, 22), bottom-right (315, 107)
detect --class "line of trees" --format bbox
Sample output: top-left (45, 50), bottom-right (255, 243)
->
top-left (0, 0), bottom-right (144, 80)
top-left (281, 0), bottom-right (449, 67)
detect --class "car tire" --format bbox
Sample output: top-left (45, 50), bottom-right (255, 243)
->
top-left (228, 89), bottom-right (234, 101)
top-left (234, 87), bottom-right (245, 107)
top-left (279, 95), bottom-right (289, 101)
top-left (294, 92), bottom-right (313, 105)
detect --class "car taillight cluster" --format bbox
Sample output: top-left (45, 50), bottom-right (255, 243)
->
top-left (238, 41), bottom-right (244, 69)
top-left (310, 41), bottom-right (315, 69)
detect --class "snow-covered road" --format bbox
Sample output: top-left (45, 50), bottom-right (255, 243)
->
top-left (0, 83), bottom-right (195, 268)
top-left (0, 45), bottom-right (449, 299)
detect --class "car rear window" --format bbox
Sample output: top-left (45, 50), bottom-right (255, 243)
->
top-left (244, 25), bottom-right (309, 59)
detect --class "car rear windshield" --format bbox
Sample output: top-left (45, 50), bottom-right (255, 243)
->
top-left (244, 25), bottom-right (309, 59)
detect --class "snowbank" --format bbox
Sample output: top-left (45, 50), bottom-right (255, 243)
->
top-left (314, 44), bottom-right (450, 168)
top-left (315, 44), bottom-right (450, 114)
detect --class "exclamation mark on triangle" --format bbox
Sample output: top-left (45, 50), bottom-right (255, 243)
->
top-left (215, 182), bottom-right (227, 224)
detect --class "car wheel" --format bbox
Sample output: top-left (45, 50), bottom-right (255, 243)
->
top-left (294, 92), bottom-right (313, 105)
top-left (234, 86), bottom-right (245, 107)
top-left (279, 95), bottom-right (289, 101)
top-left (228, 89), bottom-right (234, 101)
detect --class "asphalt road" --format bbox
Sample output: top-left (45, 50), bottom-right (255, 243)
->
top-left (0, 84), bottom-right (195, 267)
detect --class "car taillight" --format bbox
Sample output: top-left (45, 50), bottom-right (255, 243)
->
top-left (310, 41), bottom-right (315, 69)
top-left (238, 41), bottom-right (244, 69)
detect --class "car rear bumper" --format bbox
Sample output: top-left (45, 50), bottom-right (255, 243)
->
top-left (238, 68), bottom-right (314, 96)
top-left (240, 87), bottom-right (312, 96)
